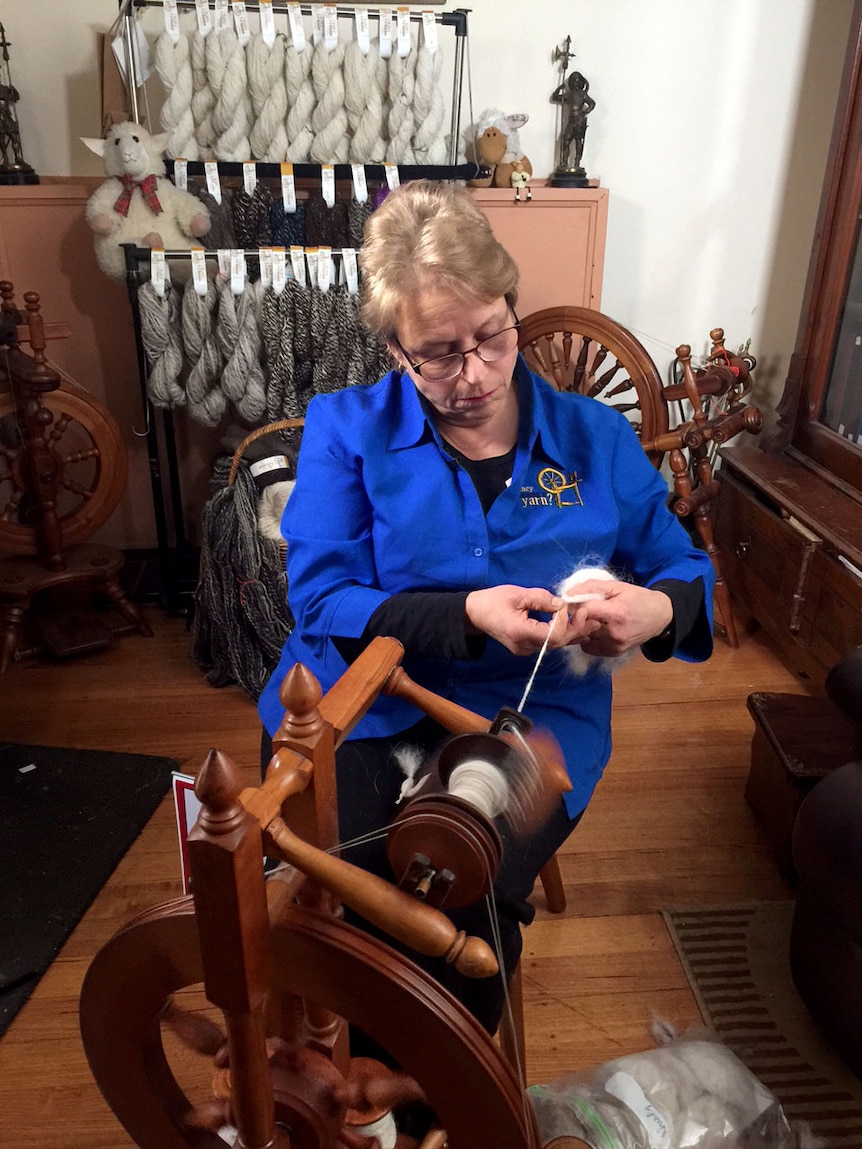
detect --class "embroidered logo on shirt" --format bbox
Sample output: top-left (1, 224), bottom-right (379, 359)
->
top-left (521, 467), bottom-right (584, 508)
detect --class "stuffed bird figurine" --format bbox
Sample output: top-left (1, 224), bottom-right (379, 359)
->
top-left (83, 121), bottom-right (211, 280)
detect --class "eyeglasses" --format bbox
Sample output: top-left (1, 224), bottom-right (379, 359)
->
top-left (397, 309), bottom-right (521, 382)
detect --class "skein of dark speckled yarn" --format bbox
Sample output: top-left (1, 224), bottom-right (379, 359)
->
top-left (231, 183), bottom-right (274, 247)
top-left (304, 193), bottom-right (351, 247)
top-left (269, 201), bottom-right (307, 247)
top-left (347, 199), bottom-right (373, 248)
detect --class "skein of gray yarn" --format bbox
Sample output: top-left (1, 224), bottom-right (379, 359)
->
top-left (191, 185), bottom-right (237, 250)
top-left (347, 198), bottom-right (373, 248)
top-left (260, 279), bottom-right (315, 422)
top-left (192, 454), bottom-right (293, 699)
top-left (183, 275), bottom-right (227, 427)
top-left (139, 280), bottom-right (186, 409)
top-left (217, 278), bottom-right (268, 424)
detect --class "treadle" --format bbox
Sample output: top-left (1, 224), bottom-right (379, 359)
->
top-left (32, 610), bottom-right (115, 659)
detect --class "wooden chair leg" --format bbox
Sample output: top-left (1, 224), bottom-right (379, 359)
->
top-left (539, 854), bottom-right (566, 913)
top-left (499, 958), bottom-right (526, 1086)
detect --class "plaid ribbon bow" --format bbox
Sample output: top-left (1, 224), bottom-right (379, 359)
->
top-left (113, 173), bottom-right (163, 218)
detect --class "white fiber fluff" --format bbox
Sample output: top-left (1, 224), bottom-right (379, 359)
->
top-left (557, 565), bottom-right (632, 678)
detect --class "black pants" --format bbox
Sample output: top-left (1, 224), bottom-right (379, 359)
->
top-left (261, 718), bottom-right (579, 1035)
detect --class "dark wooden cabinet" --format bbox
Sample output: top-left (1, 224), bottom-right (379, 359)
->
top-left (716, 1), bottom-right (862, 684)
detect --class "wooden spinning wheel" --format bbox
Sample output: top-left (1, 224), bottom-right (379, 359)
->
top-left (0, 381), bottom-right (128, 555)
top-left (518, 305), bottom-right (669, 467)
top-left (79, 638), bottom-right (561, 1149)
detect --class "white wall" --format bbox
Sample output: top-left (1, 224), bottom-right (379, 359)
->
top-left (3, 0), bottom-right (854, 416)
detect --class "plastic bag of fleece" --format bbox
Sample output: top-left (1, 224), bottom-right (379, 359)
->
top-left (527, 1023), bottom-right (823, 1149)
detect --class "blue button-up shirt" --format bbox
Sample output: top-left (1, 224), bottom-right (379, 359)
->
top-left (259, 358), bottom-right (714, 816)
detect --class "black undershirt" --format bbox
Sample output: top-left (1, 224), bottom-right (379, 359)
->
top-left (332, 442), bottom-right (707, 664)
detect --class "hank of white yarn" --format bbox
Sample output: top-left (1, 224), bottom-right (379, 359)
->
top-left (211, 28), bottom-right (251, 161)
top-left (155, 29), bottom-right (199, 160)
top-left (247, 32), bottom-right (289, 161)
top-left (284, 41), bottom-right (316, 161)
top-left (310, 38), bottom-right (349, 163)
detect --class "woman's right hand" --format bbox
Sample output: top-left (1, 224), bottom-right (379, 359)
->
top-left (465, 585), bottom-right (585, 656)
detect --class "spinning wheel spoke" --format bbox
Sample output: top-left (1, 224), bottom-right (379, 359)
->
top-left (0, 383), bottom-right (126, 554)
top-left (518, 305), bottom-right (668, 466)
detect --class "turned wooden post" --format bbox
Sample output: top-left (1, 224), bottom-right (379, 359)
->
top-left (188, 749), bottom-right (284, 1149)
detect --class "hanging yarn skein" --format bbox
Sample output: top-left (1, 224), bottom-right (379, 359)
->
top-left (190, 30), bottom-right (217, 159)
top-left (247, 31), bottom-right (289, 162)
top-left (411, 39), bottom-right (447, 165)
top-left (217, 278), bottom-right (268, 425)
top-left (211, 27), bottom-right (251, 162)
top-left (284, 41), bottom-right (316, 161)
top-left (310, 38), bottom-right (350, 163)
top-left (344, 38), bottom-right (388, 162)
top-left (139, 280), bottom-right (187, 409)
top-left (386, 34), bottom-right (418, 164)
top-left (155, 27), bottom-right (199, 160)
top-left (183, 275), bottom-right (227, 427)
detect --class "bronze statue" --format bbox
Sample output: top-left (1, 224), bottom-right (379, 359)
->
top-left (550, 36), bottom-right (595, 188)
top-left (0, 24), bottom-right (38, 184)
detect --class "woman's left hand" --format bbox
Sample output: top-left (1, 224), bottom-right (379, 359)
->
top-left (556, 580), bottom-right (673, 657)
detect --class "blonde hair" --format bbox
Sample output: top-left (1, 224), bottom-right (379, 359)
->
top-left (360, 180), bottom-right (519, 340)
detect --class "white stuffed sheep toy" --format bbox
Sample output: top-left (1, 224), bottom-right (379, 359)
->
top-left (83, 122), bottom-right (211, 280)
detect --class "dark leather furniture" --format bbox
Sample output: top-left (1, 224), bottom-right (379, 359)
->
top-left (789, 646), bottom-right (862, 1080)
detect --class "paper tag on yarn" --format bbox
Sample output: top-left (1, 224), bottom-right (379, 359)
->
top-left (604, 1073), bottom-right (671, 1149)
top-left (379, 8), bottom-right (393, 58)
top-left (321, 164), bottom-right (336, 208)
top-left (232, 1), bottom-right (251, 45)
top-left (305, 247), bottom-right (320, 288)
top-left (190, 246), bottom-right (208, 295)
top-left (272, 247), bottom-right (287, 294)
top-left (354, 8), bottom-right (370, 54)
top-left (396, 7), bottom-right (411, 57)
top-left (421, 10), bottom-right (438, 53)
top-left (342, 248), bottom-right (359, 295)
top-left (217, 248), bottom-right (232, 277)
top-left (194, 0), bottom-right (212, 36)
top-left (287, 3), bottom-right (306, 51)
top-left (317, 246), bottom-right (332, 293)
top-left (258, 247), bottom-right (273, 289)
top-left (243, 161), bottom-right (257, 195)
top-left (230, 248), bottom-right (246, 295)
top-left (163, 0), bottom-right (181, 43)
top-left (322, 5), bottom-right (338, 51)
top-left (173, 157), bottom-right (188, 190)
top-left (290, 246), bottom-right (307, 287)
top-left (384, 162), bottom-right (400, 190)
top-left (311, 5), bottom-right (323, 46)
top-left (351, 164), bottom-right (368, 204)
top-left (205, 161), bottom-right (222, 203)
top-left (259, 0), bottom-right (276, 46)
top-left (151, 248), bottom-right (167, 298)
top-left (214, 0), bottom-right (231, 33)
top-left (280, 162), bottom-right (297, 212)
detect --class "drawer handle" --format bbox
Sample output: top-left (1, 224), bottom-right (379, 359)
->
top-left (736, 541), bottom-right (750, 558)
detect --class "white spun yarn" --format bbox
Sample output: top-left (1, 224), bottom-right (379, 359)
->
top-left (448, 759), bottom-right (509, 821)
top-left (217, 278), bottom-right (268, 425)
top-left (309, 38), bottom-right (349, 163)
top-left (183, 276), bottom-right (227, 427)
top-left (351, 1112), bottom-right (397, 1149)
top-left (411, 41), bottom-right (447, 165)
top-left (386, 34), bottom-right (418, 164)
top-left (344, 40), bottom-right (387, 162)
top-left (191, 30), bottom-right (217, 158)
top-left (284, 42), bottom-right (316, 161)
top-left (155, 30), bottom-right (199, 160)
top-left (247, 32), bottom-right (289, 161)
top-left (211, 29), bottom-right (251, 161)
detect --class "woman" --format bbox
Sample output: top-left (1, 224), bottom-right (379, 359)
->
top-left (258, 180), bottom-right (714, 1034)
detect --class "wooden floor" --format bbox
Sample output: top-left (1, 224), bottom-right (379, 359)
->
top-left (0, 609), bottom-right (807, 1146)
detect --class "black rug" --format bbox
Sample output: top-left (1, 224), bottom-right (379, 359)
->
top-left (0, 741), bottom-right (177, 1036)
top-left (664, 903), bottom-right (862, 1147)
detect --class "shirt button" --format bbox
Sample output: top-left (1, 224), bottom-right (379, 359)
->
top-left (473, 547), bottom-right (484, 557)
